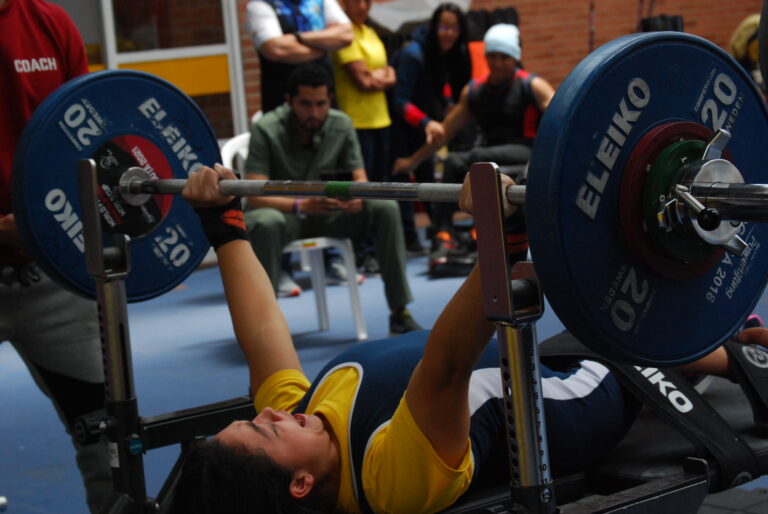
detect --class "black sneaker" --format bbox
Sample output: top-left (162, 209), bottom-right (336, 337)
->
top-left (428, 232), bottom-right (458, 273)
top-left (363, 254), bottom-right (380, 275)
top-left (389, 309), bottom-right (422, 335)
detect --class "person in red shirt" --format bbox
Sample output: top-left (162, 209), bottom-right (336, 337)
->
top-left (0, 0), bottom-right (111, 511)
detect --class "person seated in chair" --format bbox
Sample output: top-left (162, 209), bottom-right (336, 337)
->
top-left (169, 166), bottom-right (755, 513)
top-left (243, 63), bottom-right (420, 335)
top-left (394, 23), bottom-right (556, 274)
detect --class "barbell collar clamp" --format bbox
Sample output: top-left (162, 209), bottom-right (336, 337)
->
top-left (658, 182), bottom-right (768, 226)
top-left (702, 128), bottom-right (731, 161)
top-left (675, 184), bottom-right (708, 217)
top-left (659, 184), bottom-right (745, 252)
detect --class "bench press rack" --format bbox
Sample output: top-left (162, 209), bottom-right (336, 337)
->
top-left (77, 159), bottom-right (255, 513)
top-left (76, 158), bottom-right (726, 513)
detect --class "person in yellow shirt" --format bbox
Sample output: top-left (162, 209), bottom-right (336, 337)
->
top-left (332, 0), bottom-right (397, 272)
top-left (332, 0), bottom-right (395, 183)
top-left (169, 166), bottom-right (745, 514)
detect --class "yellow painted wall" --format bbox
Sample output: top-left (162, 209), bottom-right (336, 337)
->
top-left (115, 55), bottom-right (231, 96)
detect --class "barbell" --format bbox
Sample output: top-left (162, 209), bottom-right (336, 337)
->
top-left (117, 166), bottom-right (768, 220)
top-left (11, 31), bottom-right (768, 366)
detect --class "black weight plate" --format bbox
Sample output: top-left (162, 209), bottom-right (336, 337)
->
top-left (12, 70), bottom-right (216, 302)
top-left (527, 32), bottom-right (768, 366)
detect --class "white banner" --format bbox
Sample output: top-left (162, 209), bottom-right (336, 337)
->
top-left (369, 0), bottom-right (472, 33)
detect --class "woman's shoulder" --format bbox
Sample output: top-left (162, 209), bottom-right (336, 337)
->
top-left (400, 39), bottom-right (425, 61)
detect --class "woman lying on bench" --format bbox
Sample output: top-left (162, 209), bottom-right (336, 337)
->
top-left (169, 164), bottom-right (758, 514)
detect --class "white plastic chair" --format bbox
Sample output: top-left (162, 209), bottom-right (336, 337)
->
top-left (219, 130), bottom-right (367, 341)
top-left (283, 237), bottom-right (367, 341)
top-left (219, 111), bottom-right (261, 171)
top-left (220, 132), bottom-right (251, 171)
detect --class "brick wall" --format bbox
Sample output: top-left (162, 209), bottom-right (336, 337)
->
top-left (112, 0), bottom-right (224, 50)
top-left (195, 93), bottom-right (235, 138)
top-left (471, 0), bottom-right (763, 88)
top-left (235, 0), bottom-right (763, 115)
top-left (163, 0), bottom-right (224, 48)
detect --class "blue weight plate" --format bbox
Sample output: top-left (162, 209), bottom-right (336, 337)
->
top-left (527, 32), bottom-right (768, 366)
top-left (12, 70), bottom-right (217, 302)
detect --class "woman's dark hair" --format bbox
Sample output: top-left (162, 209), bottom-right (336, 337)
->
top-left (423, 2), bottom-right (471, 103)
top-left (168, 440), bottom-right (329, 514)
top-left (286, 63), bottom-right (334, 98)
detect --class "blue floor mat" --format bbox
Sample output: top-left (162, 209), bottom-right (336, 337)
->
top-left (2, 251), bottom-right (766, 512)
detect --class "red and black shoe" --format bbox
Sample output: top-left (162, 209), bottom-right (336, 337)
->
top-left (428, 231), bottom-right (459, 273)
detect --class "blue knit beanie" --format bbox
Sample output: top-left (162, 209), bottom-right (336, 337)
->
top-left (483, 24), bottom-right (521, 60)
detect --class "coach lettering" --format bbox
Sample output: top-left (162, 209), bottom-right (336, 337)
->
top-left (13, 57), bottom-right (58, 73)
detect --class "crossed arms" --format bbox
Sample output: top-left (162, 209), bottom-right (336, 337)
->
top-left (246, 0), bottom-right (353, 63)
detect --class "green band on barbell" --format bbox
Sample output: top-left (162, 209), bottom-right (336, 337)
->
top-left (324, 181), bottom-right (353, 198)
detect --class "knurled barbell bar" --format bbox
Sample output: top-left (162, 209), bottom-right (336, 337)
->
top-left (117, 162), bottom-right (768, 224)
top-left (12, 31), bottom-right (768, 365)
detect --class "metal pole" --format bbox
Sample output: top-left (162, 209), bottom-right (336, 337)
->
top-left (469, 163), bottom-right (555, 513)
top-left (79, 160), bottom-right (148, 513)
top-left (496, 322), bottom-right (555, 513)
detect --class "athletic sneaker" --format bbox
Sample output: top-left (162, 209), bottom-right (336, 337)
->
top-left (277, 271), bottom-right (301, 298)
top-left (326, 260), bottom-right (365, 285)
top-left (389, 309), bottom-right (422, 335)
top-left (362, 254), bottom-right (380, 275)
top-left (428, 231), bottom-right (459, 271)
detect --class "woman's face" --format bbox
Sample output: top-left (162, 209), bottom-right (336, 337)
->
top-left (344, 0), bottom-right (371, 25)
top-left (436, 11), bottom-right (461, 53)
top-left (216, 408), bottom-right (333, 473)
